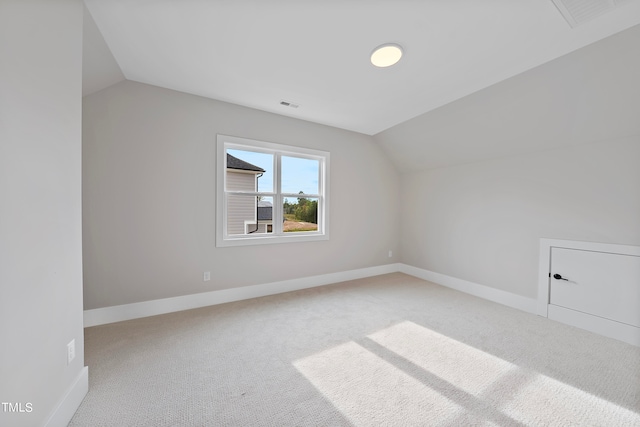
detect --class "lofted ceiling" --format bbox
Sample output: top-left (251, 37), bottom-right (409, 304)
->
top-left (83, 1), bottom-right (640, 139)
top-left (373, 21), bottom-right (640, 171)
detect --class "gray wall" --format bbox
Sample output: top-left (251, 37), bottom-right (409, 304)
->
top-left (377, 24), bottom-right (640, 300)
top-left (82, 81), bottom-right (400, 310)
top-left (0, 1), bottom-right (85, 426)
top-left (82, 17), bottom-right (639, 311)
top-left (399, 137), bottom-right (640, 298)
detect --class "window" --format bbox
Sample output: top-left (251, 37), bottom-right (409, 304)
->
top-left (216, 134), bottom-right (329, 247)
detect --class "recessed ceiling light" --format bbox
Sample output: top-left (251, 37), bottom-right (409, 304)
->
top-left (370, 43), bottom-right (403, 68)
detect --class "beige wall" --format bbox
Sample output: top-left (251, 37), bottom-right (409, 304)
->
top-left (0, 1), bottom-right (85, 426)
top-left (82, 80), bottom-right (400, 310)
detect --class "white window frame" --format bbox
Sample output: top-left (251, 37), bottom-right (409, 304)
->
top-left (216, 134), bottom-right (330, 247)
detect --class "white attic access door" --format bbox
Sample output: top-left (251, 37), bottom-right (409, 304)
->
top-left (538, 239), bottom-right (640, 346)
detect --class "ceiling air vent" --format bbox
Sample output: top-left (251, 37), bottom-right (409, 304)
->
top-left (551, 0), bottom-right (631, 27)
top-left (280, 100), bottom-right (300, 108)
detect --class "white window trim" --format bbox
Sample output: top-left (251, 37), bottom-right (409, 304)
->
top-left (216, 134), bottom-right (330, 247)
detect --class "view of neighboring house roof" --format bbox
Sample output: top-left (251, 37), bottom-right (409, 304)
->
top-left (227, 153), bottom-right (265, 172)
top-left (258, 200), bottom-right (272, 221)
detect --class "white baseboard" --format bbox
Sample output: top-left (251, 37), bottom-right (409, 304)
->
top-left (548, 304), bottom-right (640, 347)
top-left (399, 264), bottom-right (538, 314)
top-left (84, 263), bottom-right (537, 327)
top-left (44, 366), bottom-right (88, 427)
top-left (84, 264), bottom-right (401, 327)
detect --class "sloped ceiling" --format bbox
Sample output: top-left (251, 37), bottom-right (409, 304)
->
top-left (82, 4), bottom-right (124, 96)
top-left (374, 23), bottom-right (640, 171)
top-left (82, 1), bottom-right (640, 170)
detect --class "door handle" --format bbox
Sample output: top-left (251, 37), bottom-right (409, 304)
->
top-left (553, 273), bottom-right (569, 281)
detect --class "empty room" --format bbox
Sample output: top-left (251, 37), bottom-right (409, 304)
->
top-left (2, 1), bottom-right (640, 426)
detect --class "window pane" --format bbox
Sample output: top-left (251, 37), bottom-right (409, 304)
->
top-left (283, 197), bottom-right (318, 233)
top-left (227, 195), bottom-right (274, 235)
top-left (257, 197), bottom-right (274, 234)
top-left (226, 149), bottom-right (273, 193)
top-left (218, 134), bottom-right (328, 247)
top-left (281, 156), bottom-right (319, 195)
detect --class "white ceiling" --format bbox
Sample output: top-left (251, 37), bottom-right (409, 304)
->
top-left (83, 0), bottom-right (640, 136)
top-left (374, 22), bottom-right (640, 171)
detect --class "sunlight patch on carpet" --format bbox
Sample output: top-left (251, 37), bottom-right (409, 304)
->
top-left (369, 320), bottom-right (515, 396)
top-left (294, 321), bottom-right (640, 425)
top-left (293, 341), bottom-right (464, 425)
top-left (502, 370), bottom-right (640, 425)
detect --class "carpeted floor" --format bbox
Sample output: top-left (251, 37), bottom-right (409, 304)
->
top-left (69, 273), bottom-right (640, 426)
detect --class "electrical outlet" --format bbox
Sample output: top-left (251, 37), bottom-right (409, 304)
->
top-left (203, 271), bottom-right (211, 281)
top-left (67, 339), bottom-right (75, 365)
top-left (388, 250), bottom-right (393, 258)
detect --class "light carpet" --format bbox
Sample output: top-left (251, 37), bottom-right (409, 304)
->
top-left (69, 273), bottom-right (640, 426)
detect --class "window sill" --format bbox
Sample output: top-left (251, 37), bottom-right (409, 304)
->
top-left (216, 232), bottom-right (329, 247)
